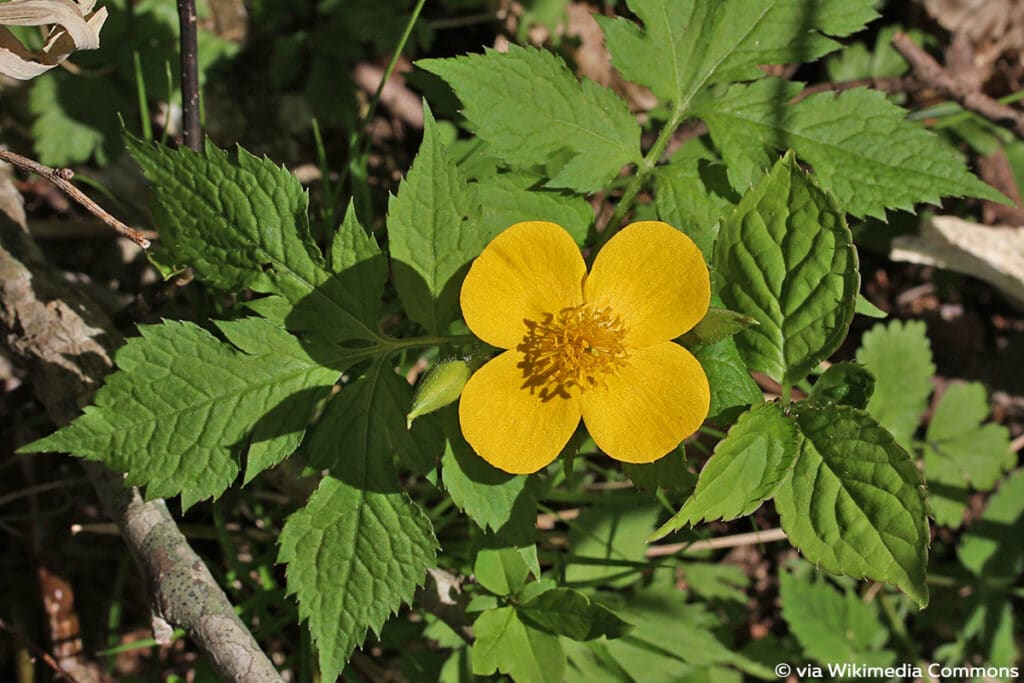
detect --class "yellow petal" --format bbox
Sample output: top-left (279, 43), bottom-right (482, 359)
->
top-left (581, 342), bottom-right (709, 464)
top-left (459, 350), bottom-right (581, 474)
top-left (585, 221), bottom-right (710, 347)
top-left (461, 221), bottom-right (586, 349)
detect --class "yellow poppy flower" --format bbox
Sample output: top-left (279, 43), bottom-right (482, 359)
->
top-left (458, 220), bottom-right (711, 474)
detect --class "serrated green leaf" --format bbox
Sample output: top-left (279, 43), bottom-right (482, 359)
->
top-left (652, 403), bottom-right (799, 538)
top-left (654, 157), bottom-right (738, 258)
top-left (278, 477), bottom-right (436, 680)
top-left (566, 495), bottom-right (660, 586)
top-left (775, 403), bottom-right (930, 606)
top-left (25, 319), bottom-right (345, 508)
top-left (327, 201), bottom-right (387, 327)
top-left (607, 586), bottom-right (775, 678)
top-left (696, 79), bottom-right (1006, 218)
top-left (387, 104), bottom-right (488, 334)
top-left (856, 320), bottom-right (935, 450)
top-left (474, 547), bottom-right (532, 597)
top-left (418, 45), bottom-right (641, 193)
top-left (714, 153), bottom-right (858, 386)
top-left (475, 171), bottom-right (593, 245)
top-left (440, 410), bottom-right (538, 537)
top-left (598, 0), bottom-right (877, 107)
top-left (622, 448), bottom-right (696, 496)
top-left (518, 588), bottom-right (633, 641)
top-left (779, 570), bottom-right (894, 666)
top-left (692, 337), bottom-right (764, 420)
top-left (808, 361), bottom-right (875, 409)
top-left (125, 136), bottom-right (379, 342)
top-left (279, 361), bottom-right (439, 678)
top-left (957, 469), bottom-right (1024, 585)
top-left (564, 640), bottom-right (633, 683)
top-left (472, 607), bottom-right (566, 683)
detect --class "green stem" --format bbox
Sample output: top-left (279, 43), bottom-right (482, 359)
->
top-left (592, 105), bottom-right (689, 254)
top-left (341, 0), bottom-right (427, 205)
top-left (382, 333), bottom-right (478, 352)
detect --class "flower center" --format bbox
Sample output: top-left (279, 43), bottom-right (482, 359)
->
top-left (517, 304), bottom-right (628, 400)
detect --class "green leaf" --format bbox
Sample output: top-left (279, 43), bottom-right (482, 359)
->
top-left (475, 171), bottom-right (594, 246)
top-left (681, 563), bottom-right (749, 604)
top-left (775, 402), bottom-right (930, 606)
top-left (779, 570), bottom-right (894, 666)
top-left (474, 547), bottom-right (532, 597)
top-left (714, 153), bottom-right (858, 386)
top-left (855, 294), bottom-right (887, 318)
top-left (566, 495), bottom-right (660, 586)
top-left (472, 607), bottom-right (566, 683)
top-left (518, 588), bottom-right (634, 641)
top-left (924, 383), bottom-right (1014, 528)
top-left (327, 201), bottom-right (387, 328)
top-left (607, 585), bottom-right (775, 678)
top-left (696, 79), bottom-right (1006, 219)
top-left (651, 403), bottom-right (799, 538)
top-left (654, 157), bottom-right (738, 258)
top-left (957, 469), bottom-right (1024, 585)
top-left (279, 361), bottom-right (439, 679)
top-left (30, 72), bottom-right (126, 166)
top-left (808, 361), bottom-right (875, 409)
top-left (25, 319), bottom-right (344, 509)
top-left (692, 338), bottom-right (763, 420)
top-left (279, 477), bottom-right (436, 680)
top-left (418, 45), bottom-right (641, 193)
top-left (125, 136), bottom-right (378, 342)
top-left (387, 104), bottom-right (488, 334)
top-left (598, 0), bottom-right (878, 106)
top-left (856, 320), bottom-right (935, 450)
top-left (440, 410), bottom-right (538, 537)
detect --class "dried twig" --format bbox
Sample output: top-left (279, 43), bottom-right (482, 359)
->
top-left (177, 0), bottom-right (202, 151)
top-left (646, 527), bottom-right (788, 558)
top-left (892, 31), bottom-right (1024, 140)
top-left (0, 149), bottom-right (150, 248)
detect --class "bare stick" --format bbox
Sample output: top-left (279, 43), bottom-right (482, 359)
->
top-left (0, 617), bottom-right (81, 683)
top-left (177, 0), bottom-right (202, 151)
top-left (0, 150), bottom-right (151, 249)
top-left (0, 217), bottom-right (281, 682)
top-left (892, 31), bottom-right (1024, 140)
top-left (646, 527), bottom-right (788, 558)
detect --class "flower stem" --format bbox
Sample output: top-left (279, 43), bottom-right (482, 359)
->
top-left (592, 104), bottom-right (689, 254)
top-left (382, 334), bottom-right (479, 352)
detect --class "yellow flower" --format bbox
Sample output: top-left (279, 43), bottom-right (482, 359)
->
top-left (458, 220), bottom-right (711, 474)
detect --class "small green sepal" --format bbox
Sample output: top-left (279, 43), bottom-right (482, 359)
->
top-left (407, 358), bottom-right (473, 428)
top-left (679, 307), bottom-right (758, 347)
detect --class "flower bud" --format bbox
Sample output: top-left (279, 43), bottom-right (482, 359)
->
top-left (679, 307), bottom-right (758, 347)
top-left (407, 357), bottom-right (473, 428)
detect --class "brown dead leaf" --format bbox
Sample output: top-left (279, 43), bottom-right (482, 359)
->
top-left (0, 0), bottom-right (107, 80)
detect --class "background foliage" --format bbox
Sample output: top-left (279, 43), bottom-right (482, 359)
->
top-left (3, 0), bottom-right (1023, 681)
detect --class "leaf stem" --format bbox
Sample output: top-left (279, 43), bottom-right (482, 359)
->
top-left (381, 333), bottom-right (478, 352)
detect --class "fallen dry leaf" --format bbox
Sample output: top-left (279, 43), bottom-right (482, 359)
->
top-left (0, 0), bottom-right (107, 80)
top-left (891, 214), bottom-right (1024, 309)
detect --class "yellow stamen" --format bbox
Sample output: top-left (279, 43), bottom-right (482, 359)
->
top-left (517, 304), bottom-right (628, 400)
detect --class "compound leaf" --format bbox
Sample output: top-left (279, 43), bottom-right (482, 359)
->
top-left (26, 318), bottom-right (345, 509)
top-left (387, 104), bottom-right (488, 334)
top-left (599, 0), bottom-right (877, 107)
top-left (125, 136), bottom-right (378, 342)
top-left (419, 45), bottom-right (641, 193)
top-left (696, 79), bottom-right (1005, 219)
top-left (473, 606), bottom-right (566, 683)
top-left (518, 588), bottom-right (634, 641)
top-left (279, 361), bottom-right (439, 679)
